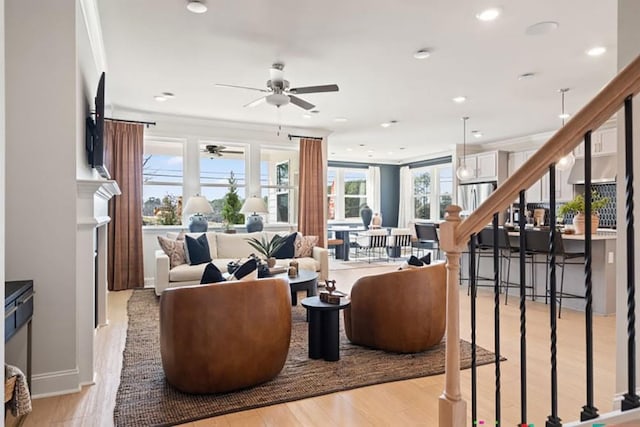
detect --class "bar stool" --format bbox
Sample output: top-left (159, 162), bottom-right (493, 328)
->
top-left (524, 229), bottom-right (584, 317)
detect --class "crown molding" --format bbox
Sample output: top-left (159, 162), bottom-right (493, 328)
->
top-left (80, 0), bottom-right (107, 74)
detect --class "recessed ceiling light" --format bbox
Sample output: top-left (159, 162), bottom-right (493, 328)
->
top-left (452, 96), bottom-right (467, 103)
top-left (413, 49), bottom-right (431, 60)
top-left (525, 21), bottom-right (559, 36)
top-left (587, 46), bottom-right (606, 56)
top-left (186, 0), bottom-right (207, 13)
top-left (161, 92), bottom-right (175, 98)
top-left (399, 147), bottom-right (406, 150)
top-left (518, 72), bottom-right (536, 80)
top-left (302, 114), bottom-right (312, 119)
top-left (359, 144), bottom-right (365, 147)
top-left (334, 117), bottom-right (348, 122)
top-left (154, 95), bottom-right (167, 102)
top-left (387, 151), bottom-right (393, 155)
top-left (311, 110), bottom-right (320, 114)
top-left (367, 150), bottom-right (374, 153)
top-left (381, 122), bottom-right (391, 128)
top-left (558, 113), bottom-right (571, 120)
top-left (346, 148), bottom-right (353, 152)
top-left (472, 130), bottom-right (483, 138)
top-left (476, 7), bottom-right (501, 21)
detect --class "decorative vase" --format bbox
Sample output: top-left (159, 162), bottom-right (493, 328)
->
top-left (360, 205), bottom-right (373, 228)
top-left (267, 257), bottom-right (276, 268)
top-left (572, 213), bottom-right (599, 235)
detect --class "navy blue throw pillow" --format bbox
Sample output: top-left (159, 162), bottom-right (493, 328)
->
top-left (272, 233), bottom-right (297, 259)
top-left (200, 263), bottom-right (226, 284)
top-left (407, 255), bottom-right (424, 266)
top-left (420, 253), bottom-right (431, 265)
top-left (185, 234), bottom-right (212, 265)
top-left (232, 258), bottom-right (258, 280)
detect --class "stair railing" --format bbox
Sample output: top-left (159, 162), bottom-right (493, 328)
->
top-left (438, 54), bottom-right (640, 427)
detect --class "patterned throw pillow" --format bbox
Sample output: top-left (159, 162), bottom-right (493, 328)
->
top-left (157, 232), bottom-right (186, 269)
top-left (294, 234), bottom-right (318, 258)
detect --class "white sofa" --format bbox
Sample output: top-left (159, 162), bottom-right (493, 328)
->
top-left (155, 231), bottom-right (329, 295)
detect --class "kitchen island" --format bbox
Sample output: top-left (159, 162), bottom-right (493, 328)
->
top-left (470, 229), bottom-right (616, 315)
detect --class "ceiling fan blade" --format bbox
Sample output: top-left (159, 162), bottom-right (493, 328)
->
top-left (221, 150), bottom-right (244, 155)
top-left (215, 83), bottom-right (269, 93)
top-left (243, 96), bottom-right (266, 108)
top-left (289, 95), bottom-right (315, 110)
top-left (288, 84), bottom-right (339, 94)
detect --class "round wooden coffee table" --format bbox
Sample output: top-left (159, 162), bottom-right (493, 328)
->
top-left (301, 296), bottom-right (351, 362)
top-left (276, 270), bottom-right (318, 306)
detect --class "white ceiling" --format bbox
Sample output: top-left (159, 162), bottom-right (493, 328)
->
top-left (97, 0), bottom-right (617, 163)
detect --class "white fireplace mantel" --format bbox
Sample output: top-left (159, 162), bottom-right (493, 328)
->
top-left (76, 179), bottom-right (120, 386)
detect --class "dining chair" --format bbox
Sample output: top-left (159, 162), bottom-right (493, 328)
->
top-left (353, 229), bottom-right (389, 263)
top-left (412, 223), bottom-right (440, 260)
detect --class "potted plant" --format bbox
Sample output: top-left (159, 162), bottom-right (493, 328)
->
top-left (558, 191), bottom-right (609, 234)
top-left (246, 235), bottom-right (286, 267)
top-left (221, 171), bottom-right (244, 233)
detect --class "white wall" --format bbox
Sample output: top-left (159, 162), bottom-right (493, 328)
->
top-left (5, 0), bottom-right (80, 395)
top-left (615, 0), bottom-right (640, 403)
top-left (0, 0), bottom-right (6, 412)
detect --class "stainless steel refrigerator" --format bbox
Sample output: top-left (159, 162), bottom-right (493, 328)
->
top-left (457, 182), bottom-right (496, 217)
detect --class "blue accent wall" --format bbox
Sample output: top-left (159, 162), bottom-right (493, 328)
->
top-left (328, 155), bottom-right (452, 228)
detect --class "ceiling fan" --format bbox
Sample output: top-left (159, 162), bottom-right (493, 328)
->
top-left (215, 63), bottom-right (339, 110)
top-left (201, 144), bottom-right (244, 158)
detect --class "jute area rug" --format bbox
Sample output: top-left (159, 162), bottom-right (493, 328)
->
top-left (114, 289), bottom-right (497, 427)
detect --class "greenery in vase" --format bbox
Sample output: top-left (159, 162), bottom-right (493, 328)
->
top-left (558, 191), bottom-right (609, 216)
top-left (245, 235), bottom-right (286, 259)
top-left (221, 171), bottom-right (244, 229)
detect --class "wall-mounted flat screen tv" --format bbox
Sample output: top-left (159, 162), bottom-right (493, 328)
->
top-left (86, 72), bottom-right (110, 179)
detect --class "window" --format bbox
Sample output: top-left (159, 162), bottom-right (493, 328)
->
top-left (142, 140), bottom-right (184, 225)
top-left (261, 147), bottom-right (298, 224)
top-left (200, 145), bottom-right (246, 225)
top-left (327, 167), bottom-right (367, 221)
top-left (412, 163), bottom-right (453, 221)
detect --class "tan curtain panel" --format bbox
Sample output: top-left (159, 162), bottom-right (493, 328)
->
top-left (298, 138), bottom-right (326, 247)
top-left (104, 121), bottom-right (144, 291)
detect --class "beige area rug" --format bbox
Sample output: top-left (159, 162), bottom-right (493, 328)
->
top-left (114, 289), bottom-right (498, 427)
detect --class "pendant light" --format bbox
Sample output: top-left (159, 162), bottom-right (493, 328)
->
top-left (456, 116), bottom-right (474, 180)
top-left (556, 88), bottom-right (575, 171)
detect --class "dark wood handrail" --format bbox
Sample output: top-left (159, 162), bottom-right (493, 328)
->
top-left (455, 55), bottom-right (640, 246)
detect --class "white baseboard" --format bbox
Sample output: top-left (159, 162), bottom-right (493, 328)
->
top-left (31, 368), bottom-right (81, 398)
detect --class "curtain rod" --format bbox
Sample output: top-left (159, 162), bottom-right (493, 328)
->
top-left (105, 117), bottom-right (156, 128)
top-left (287, 134), bottom-right (323, 141)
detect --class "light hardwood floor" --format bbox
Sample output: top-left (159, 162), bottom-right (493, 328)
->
top-left (8, 264), bottom-right (619, 426)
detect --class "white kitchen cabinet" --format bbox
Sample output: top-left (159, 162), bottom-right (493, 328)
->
top-left (541, 166), bottom-right (573, 202)
top-left (458, 151), bottom-right (505, 183)
top-left (508, 150), bottom-right (542, 202)
top-left (574, 127), bottom-right (617, 157)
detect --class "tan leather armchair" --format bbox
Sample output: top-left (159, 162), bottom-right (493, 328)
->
top-left (344, 263), bottom-right (446, 353)
top-left (160, 278), bottom-right (292, 394)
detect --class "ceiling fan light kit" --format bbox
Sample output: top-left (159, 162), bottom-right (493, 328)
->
top-left (216, 62), bottom-right (339, 111)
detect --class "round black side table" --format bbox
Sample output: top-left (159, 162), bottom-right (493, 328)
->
top-left (301, 296), bottom-right (350, 362)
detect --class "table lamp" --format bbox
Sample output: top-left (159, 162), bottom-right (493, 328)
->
top-left (183, 195), bottom-right (213, 232)
top-left (241, 196), bottom-right (268, 232)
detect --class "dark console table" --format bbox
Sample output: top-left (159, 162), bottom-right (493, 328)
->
top-left (5, 280), bottom-right (34, 391)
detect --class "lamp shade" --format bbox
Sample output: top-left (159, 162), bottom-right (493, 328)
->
top-left (183, 195), bottom-right (213, 216)
top-left (241, 197), bottom-right (268, 214)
